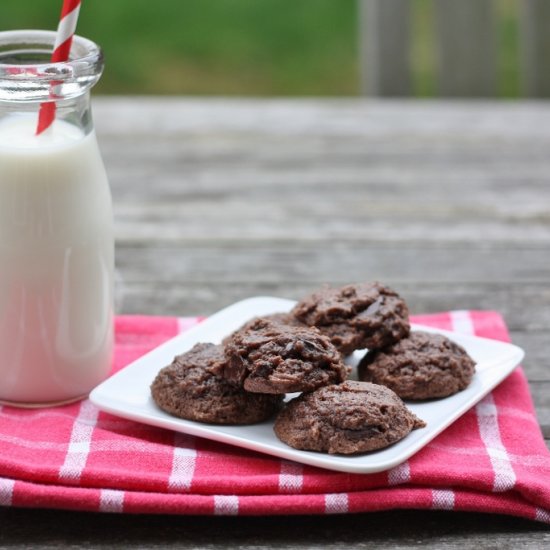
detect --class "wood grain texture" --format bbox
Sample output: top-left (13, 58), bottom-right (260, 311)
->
top-left (0, 508), bottom-right (549, 549)
top-left (2, 98), bottom-right (549, 546)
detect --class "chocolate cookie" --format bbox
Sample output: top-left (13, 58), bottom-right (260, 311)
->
top-left (223, 318), bottom-right (347, 394)
top-left (358, 331), bottom-right (476, 400)
top-left (274, 381), bottom-right (426, 455)
top-left (292, 282), bottom-right (410, 354)
top-left (151, 343), bottom-right (282, 424)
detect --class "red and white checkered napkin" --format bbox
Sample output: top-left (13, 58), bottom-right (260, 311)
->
top-left (1, 311), bottom-right (549, 522)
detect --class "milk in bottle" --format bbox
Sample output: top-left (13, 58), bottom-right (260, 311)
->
top-left (0, 31), bottom-right (114, 406)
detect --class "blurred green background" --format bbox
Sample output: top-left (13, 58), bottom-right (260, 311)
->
top-left (2, 0), bottom-right (520, 97)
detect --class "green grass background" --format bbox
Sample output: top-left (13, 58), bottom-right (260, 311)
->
top-left (2, 0), bottom-right (520, 97)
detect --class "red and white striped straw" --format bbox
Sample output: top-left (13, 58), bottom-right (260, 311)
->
top-left (36, 0), bottom-right (82, 135)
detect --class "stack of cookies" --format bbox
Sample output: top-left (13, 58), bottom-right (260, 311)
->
top-left (151, 281), bottom-right (476, 455)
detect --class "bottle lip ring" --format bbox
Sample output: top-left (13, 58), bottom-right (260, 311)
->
top-left (0, 30), bottom-right (103, 83)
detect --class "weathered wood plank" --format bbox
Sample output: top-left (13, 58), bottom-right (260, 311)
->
top-left (114, 244), bottom-right (550, 287)
top-left (1, 508), bottom-right (548, 550)
top-left (112, 204), bottom-right (550, 244)
top-left (92, 99), bottom-right (550, 246)
top-left (359, 0), bottom-right (412, 96)
top-left (520, 0), bottom-right (550, 97)
top-left (93, 98), bottom-right (550, 139)
top-left (115, 278), bottom-right (550, 333)
top-left (434, 0), bottom-right (496, 96)
top-left (532, 382), bottom-right (550, 438)
top-left (507, 331), bottom-right (550, 380)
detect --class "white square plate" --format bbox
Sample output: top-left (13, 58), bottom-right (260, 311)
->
top-left (90, 297), bottom-right (525, 474)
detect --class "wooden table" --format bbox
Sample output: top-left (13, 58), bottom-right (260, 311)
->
top-left (1, 98), bottom-right (549, 548)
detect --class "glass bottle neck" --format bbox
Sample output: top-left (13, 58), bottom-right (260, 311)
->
top-left (0, 92), bottom-right (94, 136)
top-left (0, 30), bottom-right (103, 137)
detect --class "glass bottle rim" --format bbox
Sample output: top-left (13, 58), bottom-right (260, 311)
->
top-left (0, 30), bottom-right (103, 101)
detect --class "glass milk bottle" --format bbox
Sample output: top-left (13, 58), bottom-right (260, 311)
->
top-left (0, 31), bottom-right (114, 407)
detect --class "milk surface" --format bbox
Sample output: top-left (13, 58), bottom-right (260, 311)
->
top-left (0, 115), bottom-right (114, 404)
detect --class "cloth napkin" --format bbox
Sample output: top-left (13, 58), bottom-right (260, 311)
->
top-left (0, 310), bottom-right (549, 523)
